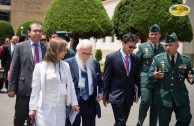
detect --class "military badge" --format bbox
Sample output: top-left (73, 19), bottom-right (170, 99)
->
top-left (178, 64), bottom-right (187, 82)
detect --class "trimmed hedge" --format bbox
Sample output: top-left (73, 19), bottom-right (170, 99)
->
top-left (95, 49), bottom-right (102, 62)
top-left (44, 0), bottom-right (113, 39)
top-left (0, 20), bottom-right (14, 42)
top-left (113, 0), bottom-right (193, 42)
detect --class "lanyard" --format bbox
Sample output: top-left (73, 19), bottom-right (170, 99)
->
top-left (58, 62), bottom-right (62, 81)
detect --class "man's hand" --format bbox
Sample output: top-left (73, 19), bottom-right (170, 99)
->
top-left (96, 94), bottom-right (103, 102)
top-left (72, 105), bottom-right (80, 113)
top-left (28, 110), bottom-right (36, 119)
top-left (187, 71), bottom-right (193, 85)
top-left (134, 95), bottom-right (140, 103)
top-left (103, 99), bottom-right (109, 107)
top-left (8, 91), bottom-right (15, 98)
top-left (154, 68), bottom-right (164, 79)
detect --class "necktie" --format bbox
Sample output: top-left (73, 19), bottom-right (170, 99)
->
top-left (171, 55), bottom-right (175, 68)
top-left (125, 55), bottom-right (129, 76)
top-left (81, 70), bottom-right (89, 100)
top-left (154, 44), bottom-right (157, 54)
top-left (34, 43), bottom-right (39, 64)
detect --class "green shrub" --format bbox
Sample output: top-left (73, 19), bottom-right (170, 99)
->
top-left (44, 0), bottom-right (114, 50)
top-left (95, 49), bottom-right (102, 62)
top-left (16, 20), bottom-right (42, 36)
top-left (0, 20), bottom-right (14, 42)
top-left (113, 0), bottom-right (193, 42)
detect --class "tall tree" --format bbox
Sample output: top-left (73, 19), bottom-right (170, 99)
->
top-left (44, 0), bottom-right (113, 50)
top-left (113, 0), bottom-right (193, 42)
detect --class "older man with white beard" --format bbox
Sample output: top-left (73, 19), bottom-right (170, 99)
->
top-left (65, 39), bottom-right (104, 126)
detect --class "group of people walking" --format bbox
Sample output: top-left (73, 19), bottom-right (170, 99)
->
top-left (4, 22), bottom-right (193, 126)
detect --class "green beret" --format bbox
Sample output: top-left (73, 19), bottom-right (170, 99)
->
top-left (56, 31), bottom-right (71, 37)
top-left (165, 32), bottom-right (178, 43)
top-left (149, 24), bottom-right (160, 32)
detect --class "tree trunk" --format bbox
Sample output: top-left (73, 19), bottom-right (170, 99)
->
top-left (71, 36), bottom-right (79, 51)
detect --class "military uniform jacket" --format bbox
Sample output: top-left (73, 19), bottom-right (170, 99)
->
top-left (148, 52), bottom-right (194, 107)
top-left (137, 42), bottom-right (165, 88)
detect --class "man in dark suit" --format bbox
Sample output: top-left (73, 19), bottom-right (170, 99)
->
top-left (7, 22), bottom-right (47, 126)
top-left (1, 35), bottom-right (19, 90)
top-left (103, 33), bottom-right (141, 126)
top-left (65, 39), bottom-right (104, 126)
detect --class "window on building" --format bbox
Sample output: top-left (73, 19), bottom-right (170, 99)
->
top-left (0, 11), bottom-right (10, 21)
top-left (0, 0), bottom-right (11, 5)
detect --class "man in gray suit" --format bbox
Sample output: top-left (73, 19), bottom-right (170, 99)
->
top-left (7, 22), bottom-right (47, 126)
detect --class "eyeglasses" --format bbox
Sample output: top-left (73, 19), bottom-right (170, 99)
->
top-left (81, 52), bottom-right (92, 56)
top-left (128, 46), bottom-right (137, 49)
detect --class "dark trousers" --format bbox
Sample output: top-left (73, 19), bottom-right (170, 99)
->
top-left (14, 95), bottom-right (30, 126)
top-left (66, 95), bottom-right (96, 126)
top-left (4, 68), bottom-right (8, 89)
top-left (157, 100), bottom-right (192, 126)
top-left (137, 87), bottom-right (158, 126)
top-left (111, 99), bottom-right (131, 126)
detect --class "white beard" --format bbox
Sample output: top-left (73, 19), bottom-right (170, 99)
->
top-left (75, 53), bottom-right (93, 72)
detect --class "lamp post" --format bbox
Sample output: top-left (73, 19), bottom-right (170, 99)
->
top-left (20, 26), bottom-right (23, 35)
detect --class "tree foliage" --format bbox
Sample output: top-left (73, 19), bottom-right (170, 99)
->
top-left (95, 49), bottom-right (102, 61)
top-left (44, 0), bottom-right (114, 49)
top-left (16, 20), bottom-right (42, 36)
top-left (113, 0), bottom-right (193, 42)
top-left (0, 20), bottom-right (14, 42)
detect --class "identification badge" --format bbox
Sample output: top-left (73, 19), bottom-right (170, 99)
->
top-left (59, 83), bottom-right (67, 96)
top-left (78, 77), bottom-right (85, 89)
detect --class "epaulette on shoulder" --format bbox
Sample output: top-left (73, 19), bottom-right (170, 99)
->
top-left (182, 54), bottom-right (190, 60)
top-left (139, 42), bottom-right (149, 48)
top-left (155, 53), bottom-right (164, 58)
top-left (182, 54), bottom-right (190, 59)
top-left (140, 42), bottom-right (149, 46)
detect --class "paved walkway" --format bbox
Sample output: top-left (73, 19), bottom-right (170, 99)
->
top-left (0, 83), bottom-right (193, 126)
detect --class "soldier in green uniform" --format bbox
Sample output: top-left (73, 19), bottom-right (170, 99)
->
top-left (149, 32), bottom-right (193, 126)
top-left (136, 24), bottom-right (166, 126)
top-left (49, 31), bottom-right (75, 60)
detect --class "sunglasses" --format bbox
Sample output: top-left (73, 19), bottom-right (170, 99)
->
top-left (41, 39), bottom-right (46, 41)
top-left (128, 46), bottom-right (137, 49)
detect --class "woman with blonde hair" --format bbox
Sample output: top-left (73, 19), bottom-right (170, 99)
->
top-left (29, 37), bottom-right (79, 126)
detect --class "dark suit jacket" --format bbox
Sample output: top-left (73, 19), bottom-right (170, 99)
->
top-left (103, 50), bottom-right (141, 106)
top-left (65, 56), bottom-right (104, 118)
top-left (8, 40), bottom-right (47, 96)
top-left (1, 44), bottom-right (12, 70)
